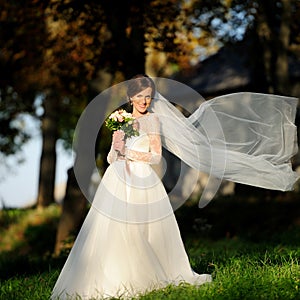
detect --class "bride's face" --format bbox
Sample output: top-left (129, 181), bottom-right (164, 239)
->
top-left (131, 87), bottom-right (153, 116)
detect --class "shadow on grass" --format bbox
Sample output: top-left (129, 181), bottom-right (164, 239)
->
top-left (176, 186), bottom-right (300, 247)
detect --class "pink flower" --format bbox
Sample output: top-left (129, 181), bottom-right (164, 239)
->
top-left (132, 120), bottom-right (139, 131)
top-left (117, 115), bottom-right (124, 122)
top-left (105, 109), bottom-right (139, 139)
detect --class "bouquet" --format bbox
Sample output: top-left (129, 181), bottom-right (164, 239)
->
top-left (105, 109), bottom-right (139, 139)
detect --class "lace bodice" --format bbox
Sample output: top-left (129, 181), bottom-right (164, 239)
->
top-left (107, 113), bottom-right (162, 165)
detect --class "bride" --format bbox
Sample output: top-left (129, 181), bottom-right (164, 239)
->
top-left (51, 75), bottom-right (299, 299)
top-left (51, 75), bottom-right (212, 299)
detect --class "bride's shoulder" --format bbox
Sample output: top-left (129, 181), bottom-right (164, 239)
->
top-left (145, 113), bottom-right (160, 125)
top-left (138, 113), bottom-right (160, 132)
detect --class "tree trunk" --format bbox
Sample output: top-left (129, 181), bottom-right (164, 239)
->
top-left (37, 91), bottom-right (58, 208)
top-left (256, 0), bottom-right (292, 94)
top-left (53, 72), bottom-right (116, 255)
top-left (275, 0), bottom-right (291, 94)
top-left (256, 1), bottom-right (276, 93)
top-left (54, 167), bottom-right (87, 255)
top-left (124, 1), bottom-right (146, 77)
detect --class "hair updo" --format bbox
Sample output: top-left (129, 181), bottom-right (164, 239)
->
top-left (127, 74), bottom-right (156, 99)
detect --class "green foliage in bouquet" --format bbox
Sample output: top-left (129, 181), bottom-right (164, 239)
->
top-left (105, 109), bottom-right (139, 139)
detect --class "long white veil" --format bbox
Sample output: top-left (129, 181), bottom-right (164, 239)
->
top-left (150, 78), bottom-right (299, 207)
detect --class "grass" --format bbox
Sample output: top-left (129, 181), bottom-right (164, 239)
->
top-left (139, 236), bottom-right (300, 300)
top-left (1, 239), bottom-right (299, 300)
top-left (0, 271), bottom-right (57, 300)
top-left (0, 205), bottom-right (60, 254)
top-left (1, 193), bottom-right (300, 299)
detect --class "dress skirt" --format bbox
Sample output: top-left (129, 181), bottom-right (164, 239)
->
top-left (51, 160), bottom-right (211, 299)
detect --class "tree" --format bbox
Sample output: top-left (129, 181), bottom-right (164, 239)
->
top-left (0, 0), bottom-right (46, 159)
top-left (255, 0), bottom-right (294, 94)
top-left (190, 0), bottom-right (300, 95)
top-left (36, 0), bottom-right (109, 208)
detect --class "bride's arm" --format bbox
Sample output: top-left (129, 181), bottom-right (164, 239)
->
top-left (125, 115), bottom-right (162, 165)
top-left (107, 145), bottom-right (118, 164)
top-left (107, 130), bottom-right (126, 164)
top-left (125, 133), bottom-right (162, 164)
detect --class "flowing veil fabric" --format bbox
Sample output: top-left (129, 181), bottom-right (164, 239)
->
top-left (150, 90), bottom-right (299, 207)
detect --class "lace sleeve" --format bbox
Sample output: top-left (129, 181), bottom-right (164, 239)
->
top-left (125, 115), bottom-right (162, 165)
top-left (125, 134), bottom-right (162, 164)
top-left (107, 144), bottom-right (118, 164)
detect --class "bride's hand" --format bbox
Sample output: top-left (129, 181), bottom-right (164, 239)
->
top-left (112, 130), bottom-right (125, 154)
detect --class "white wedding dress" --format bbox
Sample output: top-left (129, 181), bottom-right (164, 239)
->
top-left (51, 114), bottom-right (211, 300)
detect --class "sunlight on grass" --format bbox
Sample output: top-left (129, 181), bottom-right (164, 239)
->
top-left (139, 246), bottom-right (300, 300)
top-left (0, 272), bottom-right (57, 300)
top-left (0, 204), bottom-right (60, 253)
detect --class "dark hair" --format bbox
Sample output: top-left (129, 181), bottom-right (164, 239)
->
top-left (127, 74), bottom-right (156, 99)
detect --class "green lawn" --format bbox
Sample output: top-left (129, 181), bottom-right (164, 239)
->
top-left (1, 238), bottom-right (299, 300)
top-left (1, 194), bottom-right (300, 300)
